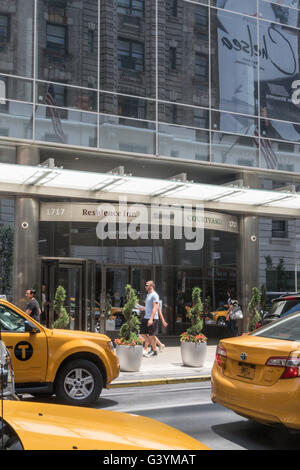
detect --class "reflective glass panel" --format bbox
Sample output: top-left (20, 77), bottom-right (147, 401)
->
top-left (0, 101), bottom-right (33, 140)
top-left (158, 124), bottom-right (209, 161)
top-left (259, 20), bottom-right (299, 123)
top-left (158, 1), bottom-right (209, 107)
top-left (212, 111), bottom-right (258, 136)
top-left (101, 1), bottom-right (154, 98)
top-left (211, 9), bottom-right (258, 115)
top-left (100, 93), bottom-right (155, 121)
top-left (159, 102), bottom-right (209, 129)
top-left (99, 114), bottom-right (155, 154)
top-left (211, 132), bottom-right (259, 167)
top-left (0, 0), bottom-right (34, 77)
top-left (0, 75), bottom-right (33, 103)
top-left (260, 118), bottom-right (300, 142)
top-left (259, 1), bottom-right (300, 27)
top-left (211, 0), bottom-right (257, 15)
top-left (37, 82), bottom-right (97, 112)
top-left (35, 105), bottom-right (97, 147)
top-left (260, 137), bottom-right (300, 172)
top-left (261, 0), bottom-right (300, 12)
top-left (37, 0), bottom-right (98, 89)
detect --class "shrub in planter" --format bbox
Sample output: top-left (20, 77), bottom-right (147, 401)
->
top-left (114, 285), bottom-right (143, 371)
top-left (52, 285), bottom-right (70, 329)
top-left (180, 287), bottom-right (207, 367)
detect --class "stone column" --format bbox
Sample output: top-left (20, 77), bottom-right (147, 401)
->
top-left (237, 172), bottom-right (259, 333)
top-left (238, 216), bottom-right (259, 332)
top-left (13, 146), bottom-right (40, 310)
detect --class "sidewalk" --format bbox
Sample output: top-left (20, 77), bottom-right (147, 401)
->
top-left (110, 340), bottom-right (217, 388)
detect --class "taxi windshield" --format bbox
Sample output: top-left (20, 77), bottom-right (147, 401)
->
top-left (253, 313), bottom-right (300, 342)
top-left (0, 306), bottom-right (25, 332)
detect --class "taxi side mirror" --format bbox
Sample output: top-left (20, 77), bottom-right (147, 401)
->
top-left (25, 320), bottom-right (39, 334)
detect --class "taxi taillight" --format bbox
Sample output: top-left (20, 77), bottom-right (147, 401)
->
top-left (266, 356), bottom-right (300, 379)
top-left (216, 345), bottom-right (227, 367)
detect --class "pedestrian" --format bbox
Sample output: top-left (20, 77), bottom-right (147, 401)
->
top-left (41, 284), bottom-right (48, 326)
top-left (139, 280), bottom-right (160, 357)
top-left (154, 300), bottom-right (168, 352)
top-left (25, 289), bottom-right (41, 322)
top-left (226, 299), bottom-right (239, 337)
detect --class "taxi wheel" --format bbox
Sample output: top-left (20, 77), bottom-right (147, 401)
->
top-left (217, 317), bottom-right (227, 327)
top-left (55, 359), bottom-right (103, 406)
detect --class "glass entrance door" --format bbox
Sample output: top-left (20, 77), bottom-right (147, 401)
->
top-left (41, 258), bottom-right (95, 331)
top-left (131, 267), bottom-right (152, 304)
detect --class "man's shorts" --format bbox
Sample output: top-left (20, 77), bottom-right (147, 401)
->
top-left (140, 318), bottom-right (159, 336)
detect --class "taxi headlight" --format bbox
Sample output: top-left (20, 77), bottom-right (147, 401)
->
top-left (0, 341), bottom-right (15, 398)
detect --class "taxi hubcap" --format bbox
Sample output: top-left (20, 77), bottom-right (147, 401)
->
top-left (64, 368), bottom-right (95, 399)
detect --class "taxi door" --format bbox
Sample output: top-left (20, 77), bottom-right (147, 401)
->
top-left (0, 304), bottom-right (48, 383)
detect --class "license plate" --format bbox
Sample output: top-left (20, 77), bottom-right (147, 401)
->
top-left (237, 362), bottom-right (256, 380)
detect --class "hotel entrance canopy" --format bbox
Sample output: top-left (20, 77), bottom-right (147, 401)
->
top-left (1, 162), bottom-right (300, 217)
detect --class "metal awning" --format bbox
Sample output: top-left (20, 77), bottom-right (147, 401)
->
top-left (0, 162), bottom-right (300, 216)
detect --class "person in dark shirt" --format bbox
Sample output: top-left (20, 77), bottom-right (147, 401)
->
top-left (25, 289), bottom-right (41, 322)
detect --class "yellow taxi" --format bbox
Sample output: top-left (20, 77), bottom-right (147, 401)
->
top-left (0, 299), bottom-right (119, 406)
top-left (211, 311), bottom-right (300, 430)
top-left (1, 400), bottom-right (209, 450)
top-left (210, 306), bottom-right (229, 327)
top-left (0, 340), bottom-right (209, 451)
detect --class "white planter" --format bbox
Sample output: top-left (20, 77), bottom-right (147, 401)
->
top-left (115, 344), bottom-right (143, 372)
top-left (181, 341), bottom-right (207, 367)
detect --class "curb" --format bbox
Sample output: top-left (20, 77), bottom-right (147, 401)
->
top-left (110, 375), bottom-right (211, 388)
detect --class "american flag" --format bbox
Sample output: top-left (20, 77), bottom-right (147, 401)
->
top-left (44, 84), bottom-right (66, 144)
top-left (254, 128), bottom-right (278, 170)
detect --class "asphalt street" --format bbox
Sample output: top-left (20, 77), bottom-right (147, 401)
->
top-left (99, 382), bottom-right (300, 451)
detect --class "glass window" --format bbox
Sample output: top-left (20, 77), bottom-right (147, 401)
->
top-left (158, 124), bottom-right (209, 161)
top-left (100, 93), bottom-right (155, 121)
top-left (259, 21), bottom-right (299, 122)
top-left (212, 111), bottom-right (258, 136)
top-left (35, 105), bottom-right (97, 147)
top-left (169, 47), bottom-right (177, 70)
top-left (38, 0), bottom-right (98, 89)
top-left (211, 132), bottom-right (259, 167)
top-left (211, 0), bottom-right (257, 15)
top-left (158, 102), bottom-right (209, 129)
top-left (0, 14), bottom-right (9, 42)
top-left (158, 1), bottom-right (209, 107)
top-left (272, 219), bottom-right (288, 238)
top-left (195, 53), bottom-right (208, 79)
top-left (99, 114), bottom-right (155, 154)
top-left (253, 312), bottom-right (300, 341)
top-left (260, 118), bottom-right (300, 142)
top-left (0, 305), bottom-right (26, 332)
top-left (0, 1), bottom-right (34, 77)
top-left (117, 0), bottom-right (144, 17)
top-left (37, 82), bottom-right (97, 112)
top-left (211, 9), bottom-right (258, 115)
top-left (0, 102), bottom-right (33, 140)
top-left (46, 23), bottom-right (67, 52)
top-left (118, 39), bottom-right (144, 71)
top-left (169, 0), bottom-right (178, 17)
top-left (259, 1), bottom-right (300, 27)
top-left (0, 75), bottom-right (33, 103)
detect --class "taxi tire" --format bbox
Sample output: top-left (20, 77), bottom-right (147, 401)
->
top-left (55, 359), bottom-right (103, 406)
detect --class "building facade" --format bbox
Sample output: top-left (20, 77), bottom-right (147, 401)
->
top-left (1, 0), bottom-right (300, 333)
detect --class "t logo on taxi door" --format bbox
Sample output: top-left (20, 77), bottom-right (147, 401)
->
top-left (14, 341), bottom-right (33, 361)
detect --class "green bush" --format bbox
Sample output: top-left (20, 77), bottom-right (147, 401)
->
top-left (52, 285), bottom-right (70, 329)
top-left (115, 284), bottom-right (142, 346)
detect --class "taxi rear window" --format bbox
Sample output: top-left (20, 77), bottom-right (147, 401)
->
top-left (253, 313), bottom-right (300, 342)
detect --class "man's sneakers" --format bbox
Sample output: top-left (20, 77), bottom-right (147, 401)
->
top-left (145, 349), bottom-right (158, 357)
top-left (159, 343), bottom-right (165, 352)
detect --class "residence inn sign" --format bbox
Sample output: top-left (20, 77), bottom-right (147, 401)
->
top-left (40, 202), bottom-right (239, 234)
